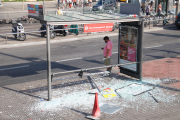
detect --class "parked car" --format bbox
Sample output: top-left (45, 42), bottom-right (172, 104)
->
top-left (92, 0), bottom-right (116, 12)
top-left (175, 12), bottom-right (180, 29)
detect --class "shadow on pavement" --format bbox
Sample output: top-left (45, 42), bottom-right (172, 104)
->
top-left (1, 74), bottom-right (180, 102)
top-left (145, 55), bottom-right (165, 59)
top-left (2, 86), bottom-right (46, 100)
top-left (117, 76), bottom-right (180, 92)
top-left (1, 77), bottom-right (96, 100)
top-left (66, 107), bottom-right (91, 116)
top-left (150, 48), bottom-right (180, 55)
top-left (147, 32), bottom-right (180, 38)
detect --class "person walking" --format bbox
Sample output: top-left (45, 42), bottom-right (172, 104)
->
top-left (73, 0), bottom-right (77, 8)
top-left (141, 2), bottom-right (145, 13)
top-left (88, 0), bottom-right (92, 7)
top-left (157, 3), bottom-right (162, 18)
top-left (65, 0), bottom-right (68, 8)
top-left (68, 0), bottom-right (72, 8)
top-left (101, 36), bottom-right (113, 73)
top-left (150, 0), bottom-right (154, 11)
top-left (62, 0), bottom-right (66, 9)
top-left (145, 3), bottom-right (150, 18)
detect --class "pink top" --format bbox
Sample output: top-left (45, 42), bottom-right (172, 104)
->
top-left (103, 40), bottom-right (113, 57)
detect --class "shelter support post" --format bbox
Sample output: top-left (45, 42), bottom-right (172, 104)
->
top-left (149, 21), bottom-right (150, 29)
top-left (139, 21), bottom-right (144, 81)
top-left (22, 0), bottom-right (24, 11)
top-left (176, 0), bottom-right (179, 16)
top-left (87, 76), bottom-right (101, 93)
top-left (43, 0), bottom-right (45, 16)
top-left (46, 24), bottom-right (52, 101)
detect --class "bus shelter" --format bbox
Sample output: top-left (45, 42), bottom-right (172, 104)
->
top-left (28, 4), bottom-right (144, 101)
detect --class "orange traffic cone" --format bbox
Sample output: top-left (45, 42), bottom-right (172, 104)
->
top-left (92, 93), bottom-right (100, 117)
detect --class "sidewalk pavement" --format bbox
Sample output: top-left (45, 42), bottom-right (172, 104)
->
top-left (0, 1), bottom-right (61, 12)
top-left (0, 23), bottom-right (176, 49)
top-left (0, 56), bottom-right (180, 120)
top-left (0, 1), bottom-right (97, 13)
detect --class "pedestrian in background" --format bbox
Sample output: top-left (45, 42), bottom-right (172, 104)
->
top-left (56, 7), bottom-right (63, 15)
top-left (101, 36), bottom-right (113, 73)
top-left (81, 0), bottom-right (83, 7)
top-left (68, 0), bottom-right (72, 8)
top-left (150, 0), bottom-right (154, 11)
top-left (73, 0), bottom-right (77, 8)
top-left (65, 0), bottom-right (68, 8)
top-left (146, 3), bottom-right (150, 18)
top-left (62, 0), bottom-right (66, 9)
top-left (88, 0), bottom-right (92, 7)
top-left (141, 2), bottom-right (145, 13)
top-left (157, 3), bottom-right (162, 18)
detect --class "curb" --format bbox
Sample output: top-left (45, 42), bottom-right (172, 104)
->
top-left (144, 27), bottom-right (163, 32)
top-left (0, 27), bottom-right (176, 49)
top-left (0, 33), bottom-right (118, 49)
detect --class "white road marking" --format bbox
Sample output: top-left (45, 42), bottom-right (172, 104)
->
top-left (112, 52), bottom-right (118, 54)
top-left (56, 57), bottom-right (83, 62)
top-left (144, 45), bottom-right (163, 49)
top-left (0, 65), bottom-right (29, 71)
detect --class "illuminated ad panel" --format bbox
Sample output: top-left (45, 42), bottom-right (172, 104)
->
top-left (119, 26), bottom-right (138, 72)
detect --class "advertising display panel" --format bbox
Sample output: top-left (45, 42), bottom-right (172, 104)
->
top-left (118, 21), bottom-right (143, 79)
top-left (84, 23), bottom-right (113, 33)
top-left (119, 26), bottom-right (138, 72)
top-left (27, 4), bottom-right (43, 18)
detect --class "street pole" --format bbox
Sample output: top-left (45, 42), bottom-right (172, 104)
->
top-left (139, 21), bottom-right (144, 81)
top-left (22, 0), bottom-right (24, 11)
top-left (46, 24), bottom-right (52, 101)
top-left (43, 0), bottom-right (45, 15)
top-left (58, 0), bottom-right (60, 7)
top-left (175, 0), bottom-right (179, 15)
top-left (83, 0), bottom-right (84, 14)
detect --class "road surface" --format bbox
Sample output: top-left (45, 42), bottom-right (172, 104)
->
top-left (0, 27), bottom-right (179, 87)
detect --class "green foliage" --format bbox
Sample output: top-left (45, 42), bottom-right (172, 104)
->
top-left (2, 0), bottom-right (25, 2)
top-left (2, 0), bottom-right (54, 2)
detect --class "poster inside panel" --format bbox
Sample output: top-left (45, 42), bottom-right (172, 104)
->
top-left (119, 26), bottom-right (138, 72)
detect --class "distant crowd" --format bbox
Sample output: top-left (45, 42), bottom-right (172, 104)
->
top-left (141, 0), bottom-right (162, 18)
top-left (58, 0), bottom-right (92, 9)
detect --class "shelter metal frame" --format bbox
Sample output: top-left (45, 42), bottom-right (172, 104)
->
top-left (28, 13), bottom-right (144, 101)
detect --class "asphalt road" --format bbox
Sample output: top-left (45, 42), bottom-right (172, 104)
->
top-left (0, 27), bottom-right (180, 87)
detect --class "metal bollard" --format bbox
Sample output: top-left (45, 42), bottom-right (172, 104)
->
top-left (149, 21), bottom-right (150, 29)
